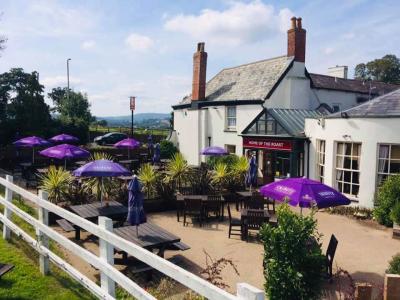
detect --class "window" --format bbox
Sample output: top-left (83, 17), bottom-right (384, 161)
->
top-left (245, 110), bottom-right (287, 135)
top-left (335, 142), bottom-right (361, 198)
top-left (316, 139), bottom-right (326, 183)
top-left (226, 106), bottom-right (236, 130)
top-left (377, 144), bottom-right (400, 186)
top-left (332, 103), bottom-right (341, 112)
top-left (225, 144), bottom-right (236, 154)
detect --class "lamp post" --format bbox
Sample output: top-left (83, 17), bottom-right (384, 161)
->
top-left (67, 58), bottom-right (71, 101)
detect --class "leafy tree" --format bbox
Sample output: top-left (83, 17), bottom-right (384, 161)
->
top-left (386, 253), bottom-right (400, 275)
top-left (0, 68), bottom-right (53, 143)
top-left (48, 87), bottom-right (93, 142)
top-left (260, 204), bottom-right (325, 300)
top-left (354, 54), bottom-right (400, 84)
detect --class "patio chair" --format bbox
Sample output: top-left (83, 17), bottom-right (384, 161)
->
top-left (246, 195), bottom-right (265, 210)
top-left (243, 209), bottom-right (268, 242)
top-left (205, 195), bottom-right (223, 220)
top-left (224, 193), bottom-right (241, 211)
top-left (183, 198), bottom-right (204, 226)
top-left (227, 205), bottom-right (242, 239)
top-left (0, 263), bottom-right (14, 279)
top-left (326, 234), bottom-right (338, 279)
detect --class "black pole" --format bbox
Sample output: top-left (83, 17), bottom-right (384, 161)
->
top-left (131, 110), bottom-right (134, 137)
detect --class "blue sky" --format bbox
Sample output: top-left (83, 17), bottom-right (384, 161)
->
top-left (0, 0), bottom-right (399, 116)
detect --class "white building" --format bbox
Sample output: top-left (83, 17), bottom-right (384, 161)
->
top-left (305, 89), bottom-right (400, 208)
top-left (172, 17), bottom-right (399, 188)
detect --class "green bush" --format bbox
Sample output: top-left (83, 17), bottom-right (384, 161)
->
top-left (390, 202), bottom-right (400, 225)
top-left (160, 140), bottom-right (178, 159)
top-left (260, 204), bottom-right (326, 300)
top-left (386, 253), bottom-right (400, 274)
top-left (374, 175), bottom-right (400, 227)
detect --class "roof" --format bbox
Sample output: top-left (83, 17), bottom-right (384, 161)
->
top-left (179, 55), bottom-right (294, 105)
top-left (269, 108), bottom-right (324, 136)
top-left (309, 73), bottom-right (399, 95)
top-left (325, 88), bottom-right (400, 118)
top-left (242, 108), bottom-right (324, 137)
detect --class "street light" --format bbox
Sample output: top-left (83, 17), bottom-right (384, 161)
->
top-left (67, 58), bottom-right (71, 101)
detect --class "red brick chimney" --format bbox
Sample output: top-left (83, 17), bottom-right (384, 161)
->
top-left (192, 42), bottom-right (207, 101)
top-left (287, 17), bottom-right (306, 63)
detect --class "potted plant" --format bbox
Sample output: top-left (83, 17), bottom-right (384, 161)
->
top-left (39, 166), bottom-right (73, 224)
top-left (166, 152), bottom-right (190, 192)
top-left (138, 163), bottom-right (158, 200)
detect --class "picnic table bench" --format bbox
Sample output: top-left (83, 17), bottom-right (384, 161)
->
top-left (69, 201), bottom-right (128, 240)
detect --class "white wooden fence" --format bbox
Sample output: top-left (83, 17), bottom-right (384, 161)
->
top-left (0, 175), bottom-right (264, 300)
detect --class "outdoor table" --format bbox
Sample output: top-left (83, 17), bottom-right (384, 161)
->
top-left (69, 200), bottom-right (128, 240)
top-left (113, 222), bottom-right (182, 258)
top-left (36, 167), bottom-right (49, 175)
top-left (19, 162), bottom-right (32, 168)
top-left (118, 159), bottom-right (138, 169)
top-left (75, 160), bottom-right (87, 166)
top-left (240, 208), bottom-right (270, 240)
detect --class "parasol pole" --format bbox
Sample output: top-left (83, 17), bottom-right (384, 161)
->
top-left (32, 147), bottom-right (35, 164)
top-left (64, 158), bottom-right (67, 169)
top-left (101, 177), bottom-right (104, 206)
top-left (136, 225), bottom-right (138, 236)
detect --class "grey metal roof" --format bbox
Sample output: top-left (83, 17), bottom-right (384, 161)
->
top-left (269, 108), bottom-right (324, 136)
top-left (179, 55), bottom-right (294, 104)
top-left (325, 88), bottom-right (400, 118)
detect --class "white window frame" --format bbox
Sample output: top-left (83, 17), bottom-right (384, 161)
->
top-left (335, 141), bottom-right (361, 199)
top-left (376, 143), bottom-right (400, 186)
top-left (225, 106), bottom-right (237, 131)
top-left (225, 144), bottom-right (236, 154)
top-left (316, 139), bottom-right (326, 183)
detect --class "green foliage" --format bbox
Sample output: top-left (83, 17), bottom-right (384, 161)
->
top-left (260, 204), bottom-right (325, 300)
top-left (210, 155), bottom-right (248, 192)
top-left (90, 151), bottom-right (114, 161)
top-left (374, 175), bottom-right (400, 227)
top-left (188, 165), bottom-right (213, 194)
top-left (211, 162), bottom-right (229, 191)
top-left (160, 140), bottom-right (178, 159)
top-left (354, 54), bottom-right (400, 84)
top-left (390, 202), bottom-right (400, 225)
top-left (39, 166), bottom-right (73, 204)
top-left (326, 206), bottom-right (374, 219)
top-left (166, 152), bottom-right (191, 190)
top-left (138, 163), bottom-right (158, 199)
top-left (0, 68), bottom-right (53, 144)
top-left (386, 253), bottom-right (400, 274)
top-left (48, 87), bottom-right (94, 143)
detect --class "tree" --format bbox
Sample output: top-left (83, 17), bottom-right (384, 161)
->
top-left (0, 68), bottom-right (53, 143)
top-left (48, 87), bottom-right (93, 142)
top-left (354, 54), bottom-right (400, 84)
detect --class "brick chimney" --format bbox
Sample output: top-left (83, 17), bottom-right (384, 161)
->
top-left (192, 42), bottom-right (207, 101)
top-left (287, 17), bottom-right (306, 63)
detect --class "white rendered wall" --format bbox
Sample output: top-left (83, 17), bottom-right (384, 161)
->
top-left (311, 89), bottom-right (364, 111)
top-left (305, 117), bottom-right (400, 208)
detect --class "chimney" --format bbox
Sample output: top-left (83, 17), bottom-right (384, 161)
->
top-left (327, 65), bottom-right (348, 79)
top-left (192, 42), bottom-right (207, 101)
top-left (287, 17), bottom-right (306, 63)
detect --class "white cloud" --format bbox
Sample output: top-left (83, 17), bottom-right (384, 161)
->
top-left (342, 32), bottom-right (355, 40)
top-left (125, 33), bottom-right (154, 52)
top-left (81, 40), bottom-right (96, 50)
top-left (324, 47), bottom-right (335, 55)
top-left (164, 0), bottom-right (293, 45)
top-left (41, 76), bottom-right (82, 88)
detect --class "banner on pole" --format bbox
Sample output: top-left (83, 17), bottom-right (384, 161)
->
top-left (130, 96), bottom-right (136, 111)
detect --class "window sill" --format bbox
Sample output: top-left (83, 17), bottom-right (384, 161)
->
top-left (224, 129), bottom-right (237, 133)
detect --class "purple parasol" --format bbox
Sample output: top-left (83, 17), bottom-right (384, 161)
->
top-left (13, 136), bottom-right (51, 163)
top-left (39, 144), bottom-right (90, 168)
top-left (127, 176), bottom-right (147, 235)
top-left (201, 146), bottom-right (228, 156)
top-left (49, 134), bottom-right (79, 144)
top-left (72, 159), bottom-right (131, 177)
top-left (259, 177), bottom-right (351, 209)
top-left (114, 138), bottom-right (140, 159)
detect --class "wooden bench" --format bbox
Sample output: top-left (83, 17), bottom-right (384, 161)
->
top-left (56, 219), bottom-right (75, 232)
top-left (167, 242), bottom-right (191, 251)
top-left (0, 263), bottom-right (14, 278)
top-left (393, 223), bottom-right (400, 240)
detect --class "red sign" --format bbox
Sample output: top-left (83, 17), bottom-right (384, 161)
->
top-left (130, 96), bottom-right (136, 111)
top-left (243, 137), bottom-right (292, 151)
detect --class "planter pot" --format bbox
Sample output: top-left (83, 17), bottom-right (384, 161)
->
top-left (393, 223), bottom-right (400, 240)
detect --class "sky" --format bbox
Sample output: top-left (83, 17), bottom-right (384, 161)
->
top-left (0, 0), bottom-right (399, 116)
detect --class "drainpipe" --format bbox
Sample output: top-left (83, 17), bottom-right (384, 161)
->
top-left (306, 139), bottom-right (310, 178)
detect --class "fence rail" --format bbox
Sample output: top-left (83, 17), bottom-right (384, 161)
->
top-left (0, 175), bottom-right (264, 300)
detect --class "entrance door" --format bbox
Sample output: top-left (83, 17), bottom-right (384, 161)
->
top-left (263, 151), bottom-right (274, 183)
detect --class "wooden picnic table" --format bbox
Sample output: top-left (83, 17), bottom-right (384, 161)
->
top-left (75, 160), bottom-right (87, 166)
top-left (240, 208), bottom-right (277, 227)
top-left (69, 201), bottom-right (128, 240)
top-left (113, 223), bottom-right (181, 258)
top-left (176, 194), bottom-right (225, 221)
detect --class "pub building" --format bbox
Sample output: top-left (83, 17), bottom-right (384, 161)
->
top-left (241, 108), bottom-right (323, 184)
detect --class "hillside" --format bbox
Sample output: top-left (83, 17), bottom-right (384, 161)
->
top-left (97, 113), bottom-right (170, 127)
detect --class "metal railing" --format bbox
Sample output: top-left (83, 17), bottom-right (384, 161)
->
top-left (0, 175), bottom-right (264, 300)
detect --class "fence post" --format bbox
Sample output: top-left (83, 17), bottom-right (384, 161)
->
top-left (99, 216), bottom-right (116, 298)
top-left (237, 283), bottom-right (265, 300)
top-left (355, 283), bottom-right (372, 300)
top-left (38, 190), bottom-right (50, 275)
top-left (384, 274), bottom-right (400, 300)
top-left (2, 175), bottom-right (13, 240)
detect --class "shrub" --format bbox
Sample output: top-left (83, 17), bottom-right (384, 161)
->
top-left (260, 204), bottom-right (326, 300)
top-left (390, 202), bottom-right (400, 225)
top-left (386, 253), bottom-right (400, 274)
top-left (39, 166), bottom-right (73, 204)
top-left (138, 163), bottom-right (158, 199)
top-left (374, 175), bottom-right (400, 226)
top-left (159, 140), bottom-right (178, 159)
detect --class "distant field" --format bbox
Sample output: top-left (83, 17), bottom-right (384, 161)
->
top-left (90, 126), bottom-right (169, 136)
